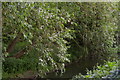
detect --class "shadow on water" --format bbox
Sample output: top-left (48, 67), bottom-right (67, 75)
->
top-left (45, 58), bottom-right (103, 78)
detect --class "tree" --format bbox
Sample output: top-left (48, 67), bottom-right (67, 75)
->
top-left (2, 2), bottom-right (73, 77)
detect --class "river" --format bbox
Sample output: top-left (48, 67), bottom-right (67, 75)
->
top-left (45, 58), bottom-right (103, 78)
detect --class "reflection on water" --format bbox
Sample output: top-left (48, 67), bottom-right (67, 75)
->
top-left (45, 58), bottom-right (103, 78)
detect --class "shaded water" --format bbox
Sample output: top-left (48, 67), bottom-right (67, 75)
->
top-left (45, 58), bottom-right (102, 78)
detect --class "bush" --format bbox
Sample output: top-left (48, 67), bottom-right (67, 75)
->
top-left (72, 59), bottom-right (119, 79)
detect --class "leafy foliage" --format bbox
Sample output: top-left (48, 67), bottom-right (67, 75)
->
top-left (66, 2), bottom-right (118, 61)
top-left (72, 59), bottom-right (119, 79)
top-left (2, 2), bottom-right (73, 77)
top-left (2, 2), bottom-right (119, 78)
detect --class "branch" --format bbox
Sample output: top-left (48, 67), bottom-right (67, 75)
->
top-left (6, 32), bottom-right (22, 54)
top-left (7, 40), bottom-right (36, 58)
top-left (14, 48), bottom-right (26, 58)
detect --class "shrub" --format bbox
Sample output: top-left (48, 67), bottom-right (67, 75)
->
top-left (72, 59), bottom-right (119, 79)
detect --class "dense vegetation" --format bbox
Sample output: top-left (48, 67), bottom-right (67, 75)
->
top-left (72, 59), bottom-right (120, 79)
top-left (2, 2), bottom-right (119, 78)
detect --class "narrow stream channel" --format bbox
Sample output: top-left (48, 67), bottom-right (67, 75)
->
top-left (45, 58), bottom-right (103, 78)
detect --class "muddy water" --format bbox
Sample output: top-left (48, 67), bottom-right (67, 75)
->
top-left (45, 58), bottom-right (102, 78)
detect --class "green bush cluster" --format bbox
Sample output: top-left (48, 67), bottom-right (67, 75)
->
top-left (2, 57), bottom-right (38, 78)
top-left (72, 59), bottom-right (119, 79)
